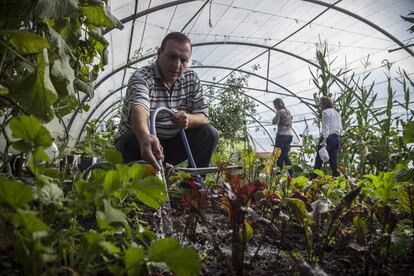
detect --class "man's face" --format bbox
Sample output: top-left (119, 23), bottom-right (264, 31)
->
top-left (157, 39), bottom-right (191, 86)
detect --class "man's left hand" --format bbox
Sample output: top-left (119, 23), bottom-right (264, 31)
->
top-left (171, 110), bottom-right (188, 129)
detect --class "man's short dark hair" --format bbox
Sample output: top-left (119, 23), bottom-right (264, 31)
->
top-left (159, 32), bottom-right (192, 52)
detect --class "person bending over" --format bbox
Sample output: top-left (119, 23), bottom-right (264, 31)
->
top-left (114, 32), bottom-right (219, 171)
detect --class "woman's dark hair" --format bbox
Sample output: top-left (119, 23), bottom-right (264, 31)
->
top-left (320, 96), bottom-right (334, 110)
top-left (159, 32), bottom-right (192, 52)
top-left (273, 98), bottom-right (285, 110)
top-left (273, 98), bottom-right (292, 118)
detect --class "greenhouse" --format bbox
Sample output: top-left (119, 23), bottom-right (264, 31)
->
top-left (1, 0), bottom-right (414, 275)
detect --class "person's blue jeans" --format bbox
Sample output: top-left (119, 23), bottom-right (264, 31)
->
top-left (275, 134), bottom-right (294, 176)
top-left (313, 134), bottom-right (340, 177)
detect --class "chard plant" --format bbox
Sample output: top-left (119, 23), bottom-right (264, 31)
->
top-left (284, 170), bottom-right (362, 264)
top-left (220, 171), bottom-right (267, 275)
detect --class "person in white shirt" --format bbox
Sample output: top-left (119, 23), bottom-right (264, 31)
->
top-left (312, 96), bottom-right (342, 178)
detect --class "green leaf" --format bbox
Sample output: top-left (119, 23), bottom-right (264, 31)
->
top-left (105, 149), bottom-right (123, 165)
top-left (82, 3), bottom-right (124, 29)
top-left (99, 241), bottom-right (121, 255)
top-left (240, 222), bottom-right (253, 242)
top-left (148, 237), bottom-right (180, 262)
top-left (403, 121), bottom-right (414, 144)
top-left (124, 247), bottom-right (144, 276)
top-left (96, 199), bottom-right (128, 230)
top-left (390, 224), bottom-right (412, 257)
top-left (102, 170), bottom-right (121, 192)
top-left (0, 83), bottom-right (9, 95)
top-left (399, 183), bottom-right (414, 214)
top-left (312, 169), bottom-right (324, 176)
top-left (40, 182), bottom-right (64, 204)
top-left (130, 176), bottom-right (168, 209)
top-left (35, 0), bottom-right (79, 19)
top-left (81, 231), bottom-right (104, 256)
top-left (9, 115), bottom-right (52, 150)
top-left (47, 27), bottom-right (76, 97)
top-left (284, 198), bottom-right (312, 223)
top-left (0, 30), bottom-right (49, 54)
top-left (50, 17), bottom-right (81, 48)
top-left (10, 51), bottom-right (58, 122)
top-left (135, 228), bottom-right (158, 246)
top-left (291, 175), bottom-right (308, 190)
top-left (353, 215), bottom-right (368, 236)
top-left (13, 210), bottom-right (48, 239)
top-left (0, 177), bottom-right (33, 209)
top-left (89, 29), bottom-right (109, 47)
top-left (32, 147), bottom-right (52, 163)
top-left (54, 95), bottom-right (79, 117)
top-left (164, 248), bottom-right (201, 276)
top-left (127, 163), bottom-right (145, 181)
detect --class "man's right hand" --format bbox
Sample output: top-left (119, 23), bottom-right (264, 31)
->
top-left (140, 134), bottom-right (164, 171)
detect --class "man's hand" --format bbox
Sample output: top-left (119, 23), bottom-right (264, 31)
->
top-left (320, 138), bottom-right (327, 147)
top-left (140, 134), bottom-right (164, 171)
top-left (171, 110), bottom-right (188, 129)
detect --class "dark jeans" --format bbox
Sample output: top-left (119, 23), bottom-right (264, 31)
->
top-left (313, 134), bottom-right (340, 177)
top-left (275, 134), bottom-right (294, 176)
top-left (116, 124), bottom-right (219, 168)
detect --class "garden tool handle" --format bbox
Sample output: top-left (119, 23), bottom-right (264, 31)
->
top-left (150, 107), bottom-right (197, 168)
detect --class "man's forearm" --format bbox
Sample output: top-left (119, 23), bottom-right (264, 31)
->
top-left (187, 113), bottom-right (208, 128)
top-left (130, 105), bottom-right (150, 141)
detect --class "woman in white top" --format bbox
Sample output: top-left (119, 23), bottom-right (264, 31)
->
top-left (312, 96), bottom-right (342, 177)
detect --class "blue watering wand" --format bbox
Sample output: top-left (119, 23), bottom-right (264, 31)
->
top-left (150, 107), bottom-right (210, 191)
top-left (149, 107), bottom-right (197, 169)
top-left (150, 107), bottom-right (242, 189)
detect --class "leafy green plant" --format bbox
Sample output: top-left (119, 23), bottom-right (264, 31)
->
top-left (0, 0), bottom-right (123, 160)
top-left (75, 118), bottom-right (117, 158)
top-left (206, 73), bottom-right (256, 150)
top-left (0, 115), bottom-right (201, 275)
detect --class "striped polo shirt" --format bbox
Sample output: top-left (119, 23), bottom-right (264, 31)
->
top-left (115, 61), bottom-right (208, 140)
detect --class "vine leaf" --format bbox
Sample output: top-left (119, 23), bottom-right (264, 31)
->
top-left (0, 30), bottom-right (49, 54)
top-left (399, 183), bottom-right (414, 214)
top-left (11, 50), bottom-right (58, 122)
top-left (96, 199), bottom-right (128, 230)
top-left (9, 115), bottom-right (52, 151)
top-left (35, 0), bottom-right (79, 20)
top-left (124, 247), bottom-right (144, 276)
top-left (130, 176), bottom-right (168, 209)
top-left (83, 3), bottom-right (124, 29)
top-left (0, 177), bottom-right (33, 209)
top-left (48, 27), bottom-right (76, 97)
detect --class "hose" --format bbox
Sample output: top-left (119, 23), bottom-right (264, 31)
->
top-left (150, 107), bottom-right (197, 168)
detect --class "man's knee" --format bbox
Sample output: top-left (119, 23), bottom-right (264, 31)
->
top-left (202, 124), bottom-right (219, 146)
top-left (188, 124), bottom-right (219, 146)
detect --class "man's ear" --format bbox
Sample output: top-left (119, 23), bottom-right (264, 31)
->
top-left (157, 48), bottom-right (161, 57)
